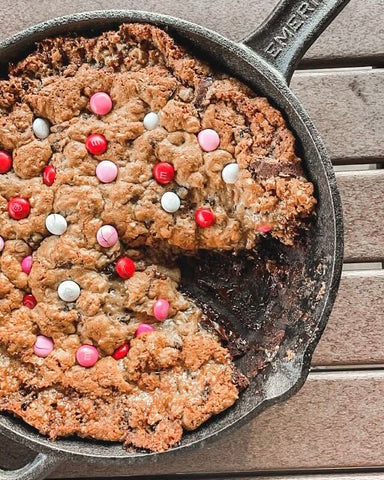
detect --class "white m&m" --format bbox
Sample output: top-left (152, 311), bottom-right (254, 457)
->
top-left (222, 163), bottom-right (240, 184)
top-left (58, 280), bottom-right (80, 302)
top-left (46, 214), bottom-right (67, 235)
top-left (161, 192), bottom-right (180, 213)
top-left (33, 118), bottom-right (50, 139)
top-left (143, 112), bottom-right (159, 130)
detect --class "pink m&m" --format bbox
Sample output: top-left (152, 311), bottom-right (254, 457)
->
top-left (153, 299), bottom-right (169, 321)
top-left (258, 224), bottom-right (273, 234)
top-left (96, 160), bottom-right (118, 183)
top-left (197, 129), bottom-right (220, 152)
top-left (34, 335), bottom-right (54, 358)
top-left (21, 255), bottom-right (33, 274)
top-left (90, 92), bottom-right (113, 116)
top-left (135, 323), bottom-right (155, 337)
top-left (76, 345), bottom-right (99, 367)
top-left (96, 225), bottom-right (118, 248)
top-left (0, 236), bottom-right (4, 252)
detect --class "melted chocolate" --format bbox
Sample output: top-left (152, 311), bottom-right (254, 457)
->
top-left (179, 237), bottom-right (310, 379)
top-left (249, 157), bottom-right (303, 179)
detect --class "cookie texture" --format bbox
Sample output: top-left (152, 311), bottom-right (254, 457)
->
top-left (0, 23), bottom-right (316, 451)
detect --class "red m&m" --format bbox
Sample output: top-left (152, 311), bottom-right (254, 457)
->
top-left (112, 343), bottom-right (130, 360)
top-left (153, 162), bottom-right (175, 185)
top-left (115, 257), bottom-right (135, 279)
top-left (43, 165), bottom-right (56, 186)
top-left (23, 294), bottom-right (37, 309)
top-left (0, 150), bottom-right (12, 174)
top-left (8, 197), bottom-right (30, 220)
top-left (195, 208), bottom-right (215, 228)
top-left (85, 134), bottom-right (107, 155)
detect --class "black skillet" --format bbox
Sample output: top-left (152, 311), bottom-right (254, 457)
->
top-left (0, 1), bottom-right (347, 478)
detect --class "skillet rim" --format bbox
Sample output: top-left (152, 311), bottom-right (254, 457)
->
top-left (0, 10), bottom-right (344, 461)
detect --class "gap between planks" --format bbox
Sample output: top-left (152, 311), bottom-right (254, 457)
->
top-left (56, 472), bottom-right (384, 480)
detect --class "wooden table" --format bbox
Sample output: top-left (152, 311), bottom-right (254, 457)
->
top-left (1, 0), bottom-right (384, 478)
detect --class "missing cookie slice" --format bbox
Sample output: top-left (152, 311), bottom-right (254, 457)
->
top-left (0, 23), bottom-right (315, 452)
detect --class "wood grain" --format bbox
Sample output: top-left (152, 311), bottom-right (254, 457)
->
top-left (0, 0), bottom-right (382, 67)
top-left (219, 475), bottom-right (384, 480)
top-left (3, 371), bottom-right (384, 477)
top-left (60, 475), bottom-right (384, 480)
top-left (338, 170), bottom-right (384, 262)
top-left (291, 69), bottom-right (384, 163)
top-left (313, 270), bottom-right (384, 366)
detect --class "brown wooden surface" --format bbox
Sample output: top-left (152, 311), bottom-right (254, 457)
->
top-left (0, 0), bottom-right (383, 478)
top-left (338, 171), bottom-right (384, 262)
top-left (312, 270), bottom-right (384, 366)
top-left (291, 69), bottom-right (384, 163)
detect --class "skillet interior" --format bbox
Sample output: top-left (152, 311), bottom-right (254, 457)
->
top-left (0, 11), bottom-right (343, 460)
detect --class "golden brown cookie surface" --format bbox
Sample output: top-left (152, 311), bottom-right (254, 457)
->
top-left (0, 23), bottom-right (315, 452)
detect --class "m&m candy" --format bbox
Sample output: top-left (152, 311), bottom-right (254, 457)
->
top-left (222, 163), bottom-right (240, 184)
top-left (34, 335), bottom-right (54, 358)
top-left (153, 299), bottom-right (169, 321)
top-left (85, 134), bottom-right (107, 155)
top-left (115, 257), bottom-right (135, 279)
top-left (96, 160), bottom-right (118, 183)
top-left (97, 225), bottom-right (118, 248)
top-left (112, 343), bottom-right (130, 360)
top-left (135, 323), bottom-right (155, 337)
top-left (45, 214), bottom-right (67, 236)
top-left (43, 165), bottom-right (56, 186)
top-left (8, 197), bottom-right (30, 220)
top-left (0, 150), bottom-right (12, 174)
top-left (195, 208), bottom-right (215, 228)
top-left (161, 192), bottom-right (180, 213)
top-left (153, 162), bottom-right (175, 185)
top-left (90, 92), bottom-right (113, 116)
top-left (76, 345), bottom-right (99, 367)
top-left (58, 280), bottom-right (81, 302)
top-left (23, 294), bottom-right (37, 309)
top-left (143, 112), bottom-right (159, 130)
top-left (21, 256), bottom-right (33, 274)
top-left (197, 129), bottom-right (220, 152)
top-left (32, 118), bottom-right (50, 139)
top-left (258, 224), bottom-right (273, 234)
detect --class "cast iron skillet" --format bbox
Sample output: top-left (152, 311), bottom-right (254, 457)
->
top-left (0, 1), bottom-right (348, 478)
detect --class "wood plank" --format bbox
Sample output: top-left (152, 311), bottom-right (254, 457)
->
top-left (338, 170), bottom-right (384, 262)
top-left (302, 0), bottom-right (384, 67)
top-left (219, 475), bottom-right (384, 480)
top-left (291, 69), bottom-right (384, 163)
top-left (2, 371), bottom-right (384, 476)
top-left (313, 270), bottom-right (384, 366)
top-left (58, 475), bottom-right (384, 480)
top-left (0, 0), bottom-right (382, 66)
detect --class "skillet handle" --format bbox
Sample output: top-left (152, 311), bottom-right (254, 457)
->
top-left (0, 453), bottom-right (59, 480)
top-left (242, 0), bottom-right (351, 83)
